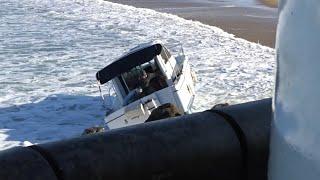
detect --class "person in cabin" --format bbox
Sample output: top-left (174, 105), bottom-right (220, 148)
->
top-left (123, 69), bottom-right (167, 105)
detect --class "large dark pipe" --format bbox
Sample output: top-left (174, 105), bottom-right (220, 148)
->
top-left (215, 98), bottom-right (271, 180)
top-left (0, 147), bottom-right (58, 180)
top-left (0, 98), bottom-right (271, 180)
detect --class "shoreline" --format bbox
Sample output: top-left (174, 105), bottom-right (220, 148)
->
top-left (105, 0), bottom-right (278, 48)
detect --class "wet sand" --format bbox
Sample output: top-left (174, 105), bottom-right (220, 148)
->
top-left (105, 0), bottom-right (278, 48)
top-left (260, 0), bottom-right (278, 8)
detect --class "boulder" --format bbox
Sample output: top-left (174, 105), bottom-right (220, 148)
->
top-left (146, 103), bottom-right (181, 122)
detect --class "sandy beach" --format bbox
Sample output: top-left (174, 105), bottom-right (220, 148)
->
top-left (105, 0), bottom-right (278, 47)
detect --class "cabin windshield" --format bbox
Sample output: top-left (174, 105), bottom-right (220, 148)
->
top-left (120, 59), bottom-right (168, 105)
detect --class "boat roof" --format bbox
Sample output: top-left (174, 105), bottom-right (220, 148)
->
top-left (96, 43), bottom-right (163, 84)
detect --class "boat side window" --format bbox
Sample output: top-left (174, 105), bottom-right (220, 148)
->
top-left (160, 47), bottom-right (171, 63)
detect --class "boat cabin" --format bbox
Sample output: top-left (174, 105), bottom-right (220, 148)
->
top-left (96, 41), bottom-right (195, 129)
top-left (97, 43), bottom-right (179, 106)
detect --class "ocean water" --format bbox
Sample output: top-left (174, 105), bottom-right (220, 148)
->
top-left (0, 0), bottom-right (275, 150)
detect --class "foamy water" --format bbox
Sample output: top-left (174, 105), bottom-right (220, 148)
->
top-left (0, 0), bottom-right (275, 150)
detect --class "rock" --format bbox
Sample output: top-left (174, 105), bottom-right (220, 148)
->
top-left (82, 126), bottom-right (105, 136)
top-left (146, 103), bottom-right (181, 122)
top-left (212, 103), bottom-right (229, 109)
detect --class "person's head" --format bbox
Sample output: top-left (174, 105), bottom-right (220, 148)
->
top-left (138, 70), bottom-right (148, 81)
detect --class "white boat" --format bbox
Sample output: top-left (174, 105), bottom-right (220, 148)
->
top-left (96, 41), bottom-right (196, 130)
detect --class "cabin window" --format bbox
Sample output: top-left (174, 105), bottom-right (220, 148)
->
top-left (118, 76), bottom-right (129, 94)
top-left (161, 47), bottom-right (171, 63)
top-left (122, 60), bottom-right (168, 92)
top-left (122, 67), bottom-right (143, 91)
top-left (120, 60), bottom-right (168, 105)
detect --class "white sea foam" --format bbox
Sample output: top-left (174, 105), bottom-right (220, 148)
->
top-left (0, 0), bottom-right (275, 150)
